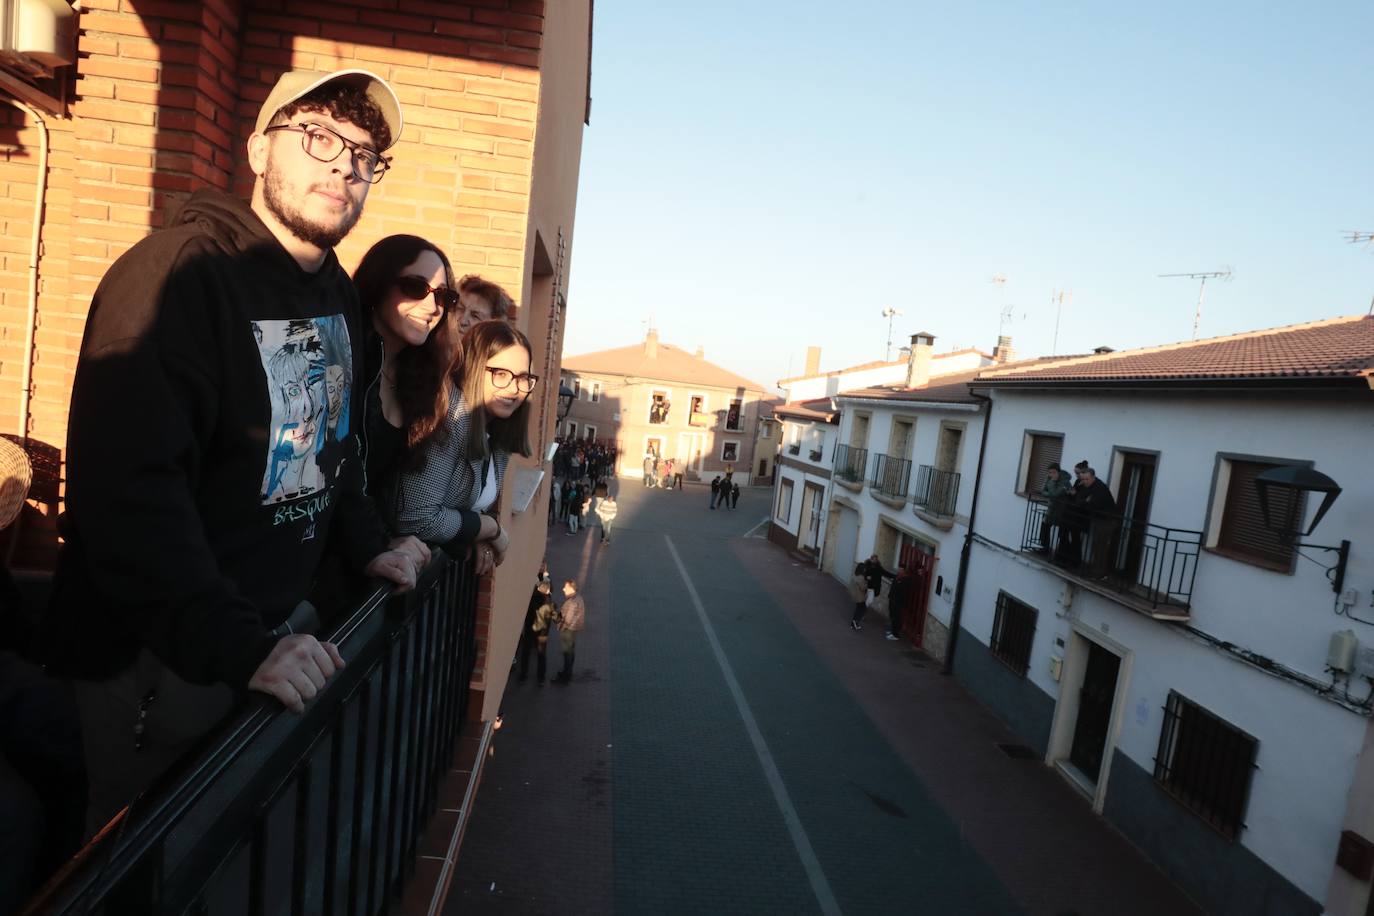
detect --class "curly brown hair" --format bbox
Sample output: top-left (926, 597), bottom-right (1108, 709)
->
top-left (270, 82), bottom-right (392, 151)
top-left (458, 275), bottom-right (515, 318)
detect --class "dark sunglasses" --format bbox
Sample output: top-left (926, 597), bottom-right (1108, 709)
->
top-left (395, 275), bottom-right (460, 311)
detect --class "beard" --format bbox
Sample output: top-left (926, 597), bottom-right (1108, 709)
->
top-left (262, 165), bottom-right (361, 251)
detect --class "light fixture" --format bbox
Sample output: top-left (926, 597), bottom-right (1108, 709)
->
top-left (1254, 465), bottom-right (1349, 594)
top-left (556, 383), bottom-right (576, 421)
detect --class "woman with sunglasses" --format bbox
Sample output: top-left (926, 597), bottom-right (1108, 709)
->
top-left (393, 320), bottom-right (537, 574)
top-left (351, 235), bottom-right (461, 505)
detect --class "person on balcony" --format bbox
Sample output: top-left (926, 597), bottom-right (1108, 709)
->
top-left (1037, 466), bottom-right (1070, 555)
top-left (1076, 467), bottom-right (1120, 577)
top-left (392, 320), bottom-right (536, 575)
top-left (453, 274), bottom-right (515, 338)
top-left (41, 69), bottom-right (430, 836)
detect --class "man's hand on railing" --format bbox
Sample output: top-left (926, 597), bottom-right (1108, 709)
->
top-left (248, 635), bottom-right (347, 714)
top-left (365, 548), bottom-right (420, 592)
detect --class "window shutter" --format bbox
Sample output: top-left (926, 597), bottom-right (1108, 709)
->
top-left (1024, 434), bottom-right (1064, 494)
top-left (1218, 460), bottom-right (1301, 568)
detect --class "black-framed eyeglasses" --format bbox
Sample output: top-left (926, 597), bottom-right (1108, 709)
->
top-left (486, 367), bottom-right (539, 393)
top-left (263, 122), bottom-right (392, 184)
top-left (396, 275), bottom-right (460, 310)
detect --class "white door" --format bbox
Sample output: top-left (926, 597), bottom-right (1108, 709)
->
top-left (799, 485), bottom-right (820, 550)
top-left (677, 432), bottom-right (705, 473)
top-left (830, 504), bottom-right (860, 584)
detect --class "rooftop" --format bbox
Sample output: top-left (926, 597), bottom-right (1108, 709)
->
top-left (776, 347), bottom-right (994, 385)
top-left (977, 315), bottom-right (1374, 386)
top-left (836, 356), bottom-right (1067, 405)
top-left (563, 332), bottom-right (768, 393)
top-left (774, 397), bottom-right (839, 423)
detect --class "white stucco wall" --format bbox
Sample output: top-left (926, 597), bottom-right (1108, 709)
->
top-left (958, 388), bottom-right (1374, 902)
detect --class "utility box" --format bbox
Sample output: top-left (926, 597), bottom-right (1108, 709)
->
top-left (1329, 630), bottom-right (1358, 673)
top-left (1048, 655), bottom-right (1063, 682)
top-left (0, 0), bottom-right (76, 76)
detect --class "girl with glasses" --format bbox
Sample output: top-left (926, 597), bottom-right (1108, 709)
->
top-left (393, 320), bottom-right (537, 574)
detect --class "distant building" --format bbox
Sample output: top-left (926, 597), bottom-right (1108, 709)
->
top-left (561, 330), bottom-right (770, 482)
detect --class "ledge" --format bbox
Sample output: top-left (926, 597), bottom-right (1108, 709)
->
top-left (834, 477), bottom-right (863, 493)
top-left (913, 506), bottom-right (955, 530)
top-left (1018, 548), bottom-right (1191, 622)
top-left (873, 492), bottom-right (907, 510)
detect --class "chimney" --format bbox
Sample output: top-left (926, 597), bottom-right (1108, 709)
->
top-left (645, 328), bottom-right (658, 358)
top-left (993, 334), bottom-right (1016, 364)
top-left (695, 345), bottom-right (704, 359)
top-left (1093, 345), bottom-right (1114, 355)
top-left (906, 332), bottom-right (935, 388)
top-left (804, 346), bottom-right (821, 376)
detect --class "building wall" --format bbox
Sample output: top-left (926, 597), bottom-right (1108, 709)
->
top-left (562, 371), bottom-right (765, 481)
top-left (957, 388), bottom-right (1374, 907)
top-left (1, 0), bottom-right (559, 570)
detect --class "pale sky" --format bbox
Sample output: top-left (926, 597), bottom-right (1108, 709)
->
top-left (563, 1), bottom-right (1374, 391)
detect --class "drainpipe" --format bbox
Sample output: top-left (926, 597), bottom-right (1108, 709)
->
top-left (7, 98), bottom-right (48, 443)
top-left (943, 390), bottom-right (992, 676)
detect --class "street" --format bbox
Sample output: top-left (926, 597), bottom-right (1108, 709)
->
top-left (446, 483), bottom-right (1203, 915)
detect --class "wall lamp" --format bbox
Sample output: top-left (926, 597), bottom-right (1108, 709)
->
top-left (556, 383), bottom-right (576, 422)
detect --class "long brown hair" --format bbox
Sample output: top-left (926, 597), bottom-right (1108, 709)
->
top-left (411, 319), bottom-right (534, 465)
top-left (352, 235), bottom-right (459, 454)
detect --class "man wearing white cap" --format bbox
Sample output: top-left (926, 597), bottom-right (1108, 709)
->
top-left (44, 69), bottom-right (429, 833)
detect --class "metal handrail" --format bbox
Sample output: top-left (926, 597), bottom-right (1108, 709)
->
top-left (1020, 497), bottom-right (1201, 609)
top-left (833, 444), bottom-right (868, 484)
top-left (913, 465), bottom-right (961, 518)
top-left (871, 453), bottom-right (912, 500)
top-left (23, 551), bottom-right (478, 915)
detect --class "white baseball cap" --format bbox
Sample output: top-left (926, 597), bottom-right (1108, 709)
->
top-left (255, 68), bottom-right (403, 151)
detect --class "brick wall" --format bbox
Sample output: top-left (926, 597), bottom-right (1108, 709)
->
top-left (0, 0), bottom-right (548, 569)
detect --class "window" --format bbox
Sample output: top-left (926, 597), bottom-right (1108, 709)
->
top-left (989, 592), bottom-right (1036, 677)
top-left (565, 420), bottom-right (578, 439)
top-left (690, 393), bottom-right (707, 415)
top-left (760, 420), bottom-right (774, 439)
top-left (585, 424), bottom-right (597, 442)
top-left (850, 412), bottom-right (870, 449)
top-left (648, 390), bottom-right (671, 425)
top-left (1212, 457), bottom-right (1304, 571)
top-left (888, 418), bottom-right (914, 459)
top-left (786, 424), bottom-right (801, 455)
top-left (1019, 432), bottom-right (1064, 495)
top-left (776, 478), bottom-right (794, 522)
top-left (721, 440), bottom-right (740, 463)
top-left (807, 428), bottom-right (824, 463)
top-left (725, 398), bottom-right (743, 431)
top-left (573, 378), bottom-right (582, 400)
top-left (1154, 691), bottom-right (1257, 841)
top-left (590, 381), bottom-right (601, 403)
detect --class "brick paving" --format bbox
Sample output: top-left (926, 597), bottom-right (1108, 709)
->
top-left (447, 482), bottom-right (1204, 915)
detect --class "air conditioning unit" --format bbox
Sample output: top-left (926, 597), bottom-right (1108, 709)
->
top-left (0, 0), bottom-right (76, 79)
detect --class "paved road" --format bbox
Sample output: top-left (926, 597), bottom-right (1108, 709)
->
top-left (446, 482), bottom-right (1203, 915)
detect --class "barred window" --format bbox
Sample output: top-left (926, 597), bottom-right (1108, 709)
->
top-left (1153, 691), bottom-right (1257, 841)
top-left (990, 592), bottom-right (1037, 677)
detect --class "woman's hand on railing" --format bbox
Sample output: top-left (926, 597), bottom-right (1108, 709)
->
top-left (366, 547), bottom-right (421, 592)
top-left (473, 542), bottom-right (496, 575)
top-left (248, 635), bottom-right (346, 714)
top-left (388, 535), bottom-right (432, 573)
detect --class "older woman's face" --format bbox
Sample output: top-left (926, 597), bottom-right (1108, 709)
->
top-left (457, 291), bottom-right (494, 336)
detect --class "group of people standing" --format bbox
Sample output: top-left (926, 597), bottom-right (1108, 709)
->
top-left (709, 473), bottom-right (740, 509)
top-left (642, 451), bottom-right (682, 489)
top-left (848, 554), bottom-right (914, 641)
top-left (1037, 461), bottom-right (1120, 575)
top-left (516, 562), bottom-right (587, 685)
top-left (1, 67), bottom-right (550, 886)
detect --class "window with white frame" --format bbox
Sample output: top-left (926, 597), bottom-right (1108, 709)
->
top-left (590, 381), bottom-right (601, 403)
top-left (725, 398), bottom-right (744, 431)
top-left (1018, 431), bottom-right (1064, 495)
top-left (585, 425), bottom-right (597, 442)
top-left (573, 378), bottom-right (582, 400)
top-left (1208, 455), bottom-right (1304, 572)
top-left (566, 420), bottom-right (578, 439)
top-left (776, 478), bottom-right (794, 523)
top-left (649, 389), bottom-right (671, 425)
top-left (721, 440), bottom-right (740, 463)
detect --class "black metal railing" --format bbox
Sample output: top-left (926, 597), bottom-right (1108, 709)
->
top-left (1020, 498), bottom-right (1201, 610)
top-left (1153, 691), bottom-right (1257, 840)
top-left (833, 444), bottom-right (868, 484)
top-left (786, 442), bottom-right (801, 456)
top-left (912, 465), bottom-right (960, 518)
top-left (990, 592), bottom-right (1037, 677)
top-left (25, 552), bottom-right (478, 915)
top-left (808, 447), bottom-right (823, 462)
top-left (870, 454), bottom-right (912, 500)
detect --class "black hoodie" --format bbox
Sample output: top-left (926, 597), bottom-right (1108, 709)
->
top-left (44, 189), bottom-right (389, 688)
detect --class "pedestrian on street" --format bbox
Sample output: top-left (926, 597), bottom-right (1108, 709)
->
top-left (595, 492), bottom-right (618, 544)
top-left (710, 475), bottom-right (722, 509)
top-left (553, 579), bottom-right (585, 684)
top-left (848, 562), bottom-right (869, 629)
top-left (517, 579), bottom-right (551, 682)
top-left (851, 554), bottom-right (895, 630)
top-left (661, 458), bottom-right (674, 489)
top-left (886, 569), bottom-right (912, 641)
top-left (525, 581), bottom-right (556, 685)
top-left (730, 481), bottom-right (740, 509)
top-left (566, 481), bottom-right (584, 535)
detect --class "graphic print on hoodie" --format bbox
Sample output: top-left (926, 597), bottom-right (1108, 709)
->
top-left (255, 316), bottom-right (353, 506)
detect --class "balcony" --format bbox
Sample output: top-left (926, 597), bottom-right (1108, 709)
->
top-left (689, 411), bottom-right (712, 428)
top-left (870, 453), bottom-right (912, 506)
top-left (913, 465), bottom-right (960, 525)
top-left (786, 441), bottom-right (801, 455)
top-left (808, 448), bottom-right (824, 462)
top-left (833, 443), bottom-right (868, 490)
top-left (1020, 498), bottom-right (1199, 619)
top-left (27, 553), bottom-right (479, 914)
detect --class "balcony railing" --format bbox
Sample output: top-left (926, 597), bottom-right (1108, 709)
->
top-left (26, 553), bottom-right (478, 915)
top-left (808, 448), bottom-right (824, 463)
top-left (913, 465), bottom-right (961, 518)
top-left (1021, 498), bottom-right (1200, 611)
top-left (689, 411), bottom-right (712, 428)
top-left (833, 444), bottom-right (868, 484)
top-left (871, 453), bottom-right (912, 501)
top-left (786, 441), bottom-right (801, 455)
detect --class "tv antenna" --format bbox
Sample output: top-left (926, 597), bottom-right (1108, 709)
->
top-left (1344, 232), bottom-right (1374, 314)
top-left (881, 306), bottom-right (904, 360)
top-left (1158, 267), bottom-right (1232, 340)
top-left (1051, 289), bottom-right (1072, 355)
